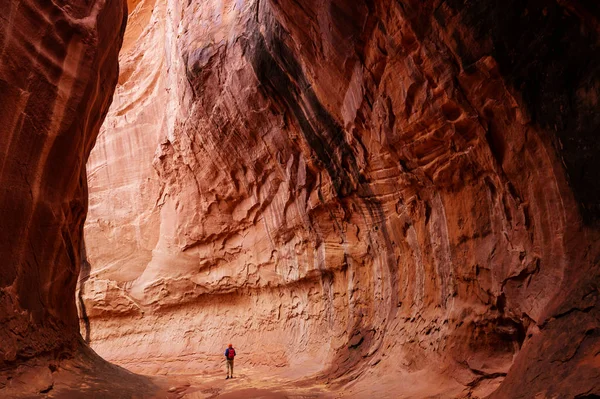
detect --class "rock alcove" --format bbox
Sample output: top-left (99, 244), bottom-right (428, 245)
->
top-left (1, 0), bottom-right (599, 398)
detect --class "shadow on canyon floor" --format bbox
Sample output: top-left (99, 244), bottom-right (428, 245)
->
top-left (3, 359), bottom-right (466, 398)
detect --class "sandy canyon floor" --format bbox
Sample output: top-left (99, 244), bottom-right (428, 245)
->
top-left (43, 365), bottom-right (464, 399)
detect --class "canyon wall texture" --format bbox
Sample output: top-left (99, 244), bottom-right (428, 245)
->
top-left (0, 1), bottom-right (159, 397)
top-left (81, 0), bottom-right (600, 398)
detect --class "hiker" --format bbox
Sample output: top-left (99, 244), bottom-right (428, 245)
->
top-left (225, 343), bottom-right (236, 379)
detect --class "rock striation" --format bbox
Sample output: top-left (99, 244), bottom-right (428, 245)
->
top-left (79, 0), bottom-right (600, 397)
top-left (0, 0), bottom-right (161, 397)
top-left (0, 0), bottom-right (122, 362)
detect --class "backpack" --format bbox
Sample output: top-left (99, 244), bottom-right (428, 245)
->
top-left (227, 348), bottom-right (236, 359)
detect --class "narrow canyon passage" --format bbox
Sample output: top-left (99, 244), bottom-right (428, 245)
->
top-left (1, 0), bottom-right (599, 398)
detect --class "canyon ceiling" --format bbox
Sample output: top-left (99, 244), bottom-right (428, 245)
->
top-left (1, 0), bottom-right (599, 398)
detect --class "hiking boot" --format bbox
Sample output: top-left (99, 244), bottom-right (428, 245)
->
top-left (226, 376), bottom-right (229, 380)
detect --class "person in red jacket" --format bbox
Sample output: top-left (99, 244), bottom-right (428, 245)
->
top-left (225, 344), bottom-right (236, 379)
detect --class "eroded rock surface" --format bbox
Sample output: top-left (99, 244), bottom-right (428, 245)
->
top-left (0, 0), bottom-right (161, 397)
top-left (82, 0), bottom-right (600, 398)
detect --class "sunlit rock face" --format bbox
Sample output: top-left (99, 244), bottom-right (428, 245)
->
top-left (82, 0), bottom-right (600, 397)
top-left (0, 0), bottom-right (151, 396)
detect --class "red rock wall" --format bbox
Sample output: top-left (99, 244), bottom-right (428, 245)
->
top-left (0, 0), bottom-right (146, 395)
top-left (82, 0), bottom-right (600, 397)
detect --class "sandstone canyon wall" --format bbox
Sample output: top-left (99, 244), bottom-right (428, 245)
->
top-left (0, 0), bottom-right (124, 367)
top-left (0, 0), bottom-right (160, 397)
top-left (81, 0), bottom-right (600, 398)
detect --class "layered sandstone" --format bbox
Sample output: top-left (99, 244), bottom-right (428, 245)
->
top-left (79, 0), bottom-right (600, 398)
top-left (0, 0), bottom-right (161, 397)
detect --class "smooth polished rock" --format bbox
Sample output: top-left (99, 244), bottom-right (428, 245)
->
top-left (0, 0), bottom-right (163, 397)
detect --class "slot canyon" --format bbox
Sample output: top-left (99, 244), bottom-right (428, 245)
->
top-left (1, 0), bottom-right (599, 397)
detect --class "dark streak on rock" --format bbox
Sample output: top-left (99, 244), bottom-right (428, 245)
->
top-left (443, 0), bottom-right (600, 223)
top-left (241, 2), bottom-right (399, 373)
top-left (78, 240), bottom-right (91, 344)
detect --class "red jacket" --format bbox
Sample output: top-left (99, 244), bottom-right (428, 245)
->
top-left (225, 348), bottom-right (236, 359)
